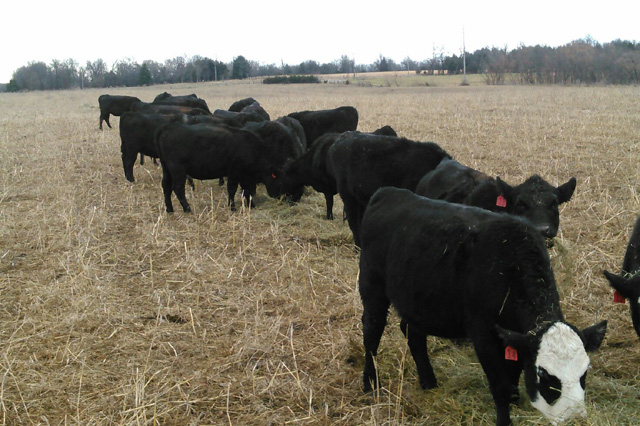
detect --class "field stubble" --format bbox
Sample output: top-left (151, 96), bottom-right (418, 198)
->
top-left (0, 81), bottom-right (639, 425)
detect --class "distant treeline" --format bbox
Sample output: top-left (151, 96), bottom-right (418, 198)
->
top-left (3, 37), bottom-right (639, 92)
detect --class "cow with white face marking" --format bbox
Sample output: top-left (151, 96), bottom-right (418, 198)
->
top-left (603, 214), bottom-right (640, 341)
top-left (359, 187), bottom-right (607, 426)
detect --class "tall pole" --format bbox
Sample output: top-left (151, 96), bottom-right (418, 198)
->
top-left (462, 26), bottom-right (469, 85)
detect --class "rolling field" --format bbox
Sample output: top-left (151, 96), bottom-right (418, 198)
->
top-left (1, 80), bottom-right (640, 425)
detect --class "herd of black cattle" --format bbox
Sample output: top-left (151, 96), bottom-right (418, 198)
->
top-left (98, 92), bottom-right (639, 426)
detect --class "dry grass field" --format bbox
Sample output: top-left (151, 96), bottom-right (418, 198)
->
top-left (1, 79), bottom-right (640, 425)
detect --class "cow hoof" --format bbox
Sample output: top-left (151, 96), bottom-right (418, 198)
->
top-left (420, 380), bottom-right (438, 390)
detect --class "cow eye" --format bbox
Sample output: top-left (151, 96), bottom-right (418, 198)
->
top-left (537, 367), bottom-right (562, 405)
top-left (580, 371), bottom-right (587, 389)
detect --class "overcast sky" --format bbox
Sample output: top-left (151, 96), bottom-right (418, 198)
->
top-left (2, 1), bottom-right (638, 83)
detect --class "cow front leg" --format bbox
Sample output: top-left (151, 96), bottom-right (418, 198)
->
top-left (469, 330), bottom-right (514, 426)
top-left (227, 177), bottom-right (239, 210)
top-left (400, 319), bottom-right (437, 389)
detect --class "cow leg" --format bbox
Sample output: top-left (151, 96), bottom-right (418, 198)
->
top-left (400, 319), bottom-right (437, 389)
top-left (99, 112), bottom-right (109, 130)
top-left (227, 177), bottom-right (239, 210)
top-left (161, 164), bottom-right (175, 213)
top-left (218, 177), bottom-right (225, 186)
top-left (121, 152), bottom-right (136, 182)
top-left (324, 193), bottom-right (334, 220)
top-left (469, 329), bottom-right (514, 426)
top-left (359, 265), bottom-right (390, 393)
top-left (139, 153), bottom-right (145, 166)
top-left (342, 196), bottom-right (362, 246)
top-left (186, 176), bottom-right (195, 190)
top-left (168, 169), bottom-right (191, 212)
top-left (240, 181), bottom-right (257, 208)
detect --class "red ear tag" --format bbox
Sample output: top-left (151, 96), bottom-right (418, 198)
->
top-left (271, 173), bottom-right (277, 179)
top-left (614, 290), bottom-right (626, 304)
top-left (496, 195), bottom-right (507, 208)
top-left (505, 346), bottom-right (518, 361)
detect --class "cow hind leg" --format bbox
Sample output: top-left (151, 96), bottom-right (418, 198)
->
top-left (161, 166), bottom-right (175, 213)
top-left (360, 267), bottom-right (390, 393)
top-left (122, 152), bottom-right (136, 182)
top-left (139, 154), bottom-right (145, 165)
top-left (226, 178), bottom-right (239, 210)
top-left (171, 171), bottom-right (191, 212)
top-left (324, 193), bottom-right (334, 220)
top-left (400, 319), bottom-right (438, 389)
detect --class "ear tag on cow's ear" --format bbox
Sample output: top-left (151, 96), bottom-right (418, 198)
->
top-left (614, 290), bottom-right (626, 304)
top-left (505, 346), bottom-right (518, 361)
top-left (271, 173), bottom-right (277, 179)
top-left (496, 195), bottom-right (507, 208)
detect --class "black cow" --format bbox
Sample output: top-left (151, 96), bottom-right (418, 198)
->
top-left (415, 159), bottom-right (577, 239)
top-left (328, 132), bottom-right (451, 246)
top-left (152, 92), bottom-right (211, 113)
top-left (228, 97), bottom-right (258, 112)
top-left (359, 187), bottom-right (607, 426)
top-left (287, 106), bottom-right (358, 145)
top-left (119, 112), bottom-right (180, 182)
top-left (213, 108), bottom-right (266, 127)
top-left (280, 126), bottom-right (397, 220)
top-left (132, 102), bottom-right (210, 116)
top-left (241, 101), bottom-right (270, 121)
top-left (98, 94), bottom-right (141, 130)
top-left (603, 214), bottom-right (640, 341)
top-left (155, 123), bottom-right (283, 212)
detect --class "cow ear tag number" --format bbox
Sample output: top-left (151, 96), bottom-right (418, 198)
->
top-left (614, 291), bottom-right (626, 304)
top-left (496, 195), bottom-right (507, 208)
top-left (505, 346), bottom-right (518, 361)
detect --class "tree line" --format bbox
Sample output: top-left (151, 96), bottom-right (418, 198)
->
top-left (3, 37), bottom-right (639, 92)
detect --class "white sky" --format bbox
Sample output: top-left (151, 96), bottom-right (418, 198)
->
top-left (2, 1), bottom-right (638, 83)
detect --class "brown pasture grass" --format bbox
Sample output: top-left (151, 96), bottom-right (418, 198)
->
top-left (1, 80), bottom-right (639, 425)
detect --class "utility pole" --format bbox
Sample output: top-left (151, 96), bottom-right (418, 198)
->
top-left (462, 26), bottom-right (469, 86)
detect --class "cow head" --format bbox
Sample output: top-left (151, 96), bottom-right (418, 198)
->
top-left (497, 176), bottom-right (577, 239)
top-left (497, 320), bottom-right (607, 424)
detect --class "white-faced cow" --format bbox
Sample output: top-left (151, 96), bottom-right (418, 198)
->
top-left (280, 126), bottom-right (397, 220)
top-left (328, 132), bottom-right (451, 246)
top-left (287, 106), bottom-right (359, 145)
top-left (359, 187), bottom-right (607, 426)
top-left (603, 214), bottom-right (640, 341)
top-left (98, 94), bottom-right (141, 130)
top-left (415, 159), bottom-right (577, 240)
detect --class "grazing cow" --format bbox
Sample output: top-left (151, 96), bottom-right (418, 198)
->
top-left (328, 132), bottom-right (451, 246)
top-left (119, 112), bottom-right (181, 182)
top-left (98, 94), bottom-right (141, 130)
top-left (152, 92), bottom-right (211, 113)
top-left (280, 126), bottom-right (397, 220)
top-left (603, 214), bottom-right (640, 341)
top-left (228, 97), bottom-right (258, 112)
top-left (415, 159), bottom-right (577, 239)
top-left (213, 108), bottom-right (266, 127)
top-left (131, 102), bottom-right (210, 116)
top-left (359, 187), bottom-right (607, 426)
top-left (155, 123), bottom-right (282, 212)
top-left (287, 106), bottom-right (359, 145)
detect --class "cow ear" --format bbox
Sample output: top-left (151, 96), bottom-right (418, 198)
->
top-left (496, 177), bottom-right (513, 198)
top-left (495, 325), bottom-right (536, 354)
top-left (557, 177), bottom-right (577, 204)
top-left (581, 320), bottom-right (607, 352)
top-left (603, 270), bottom-right (638, 299)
